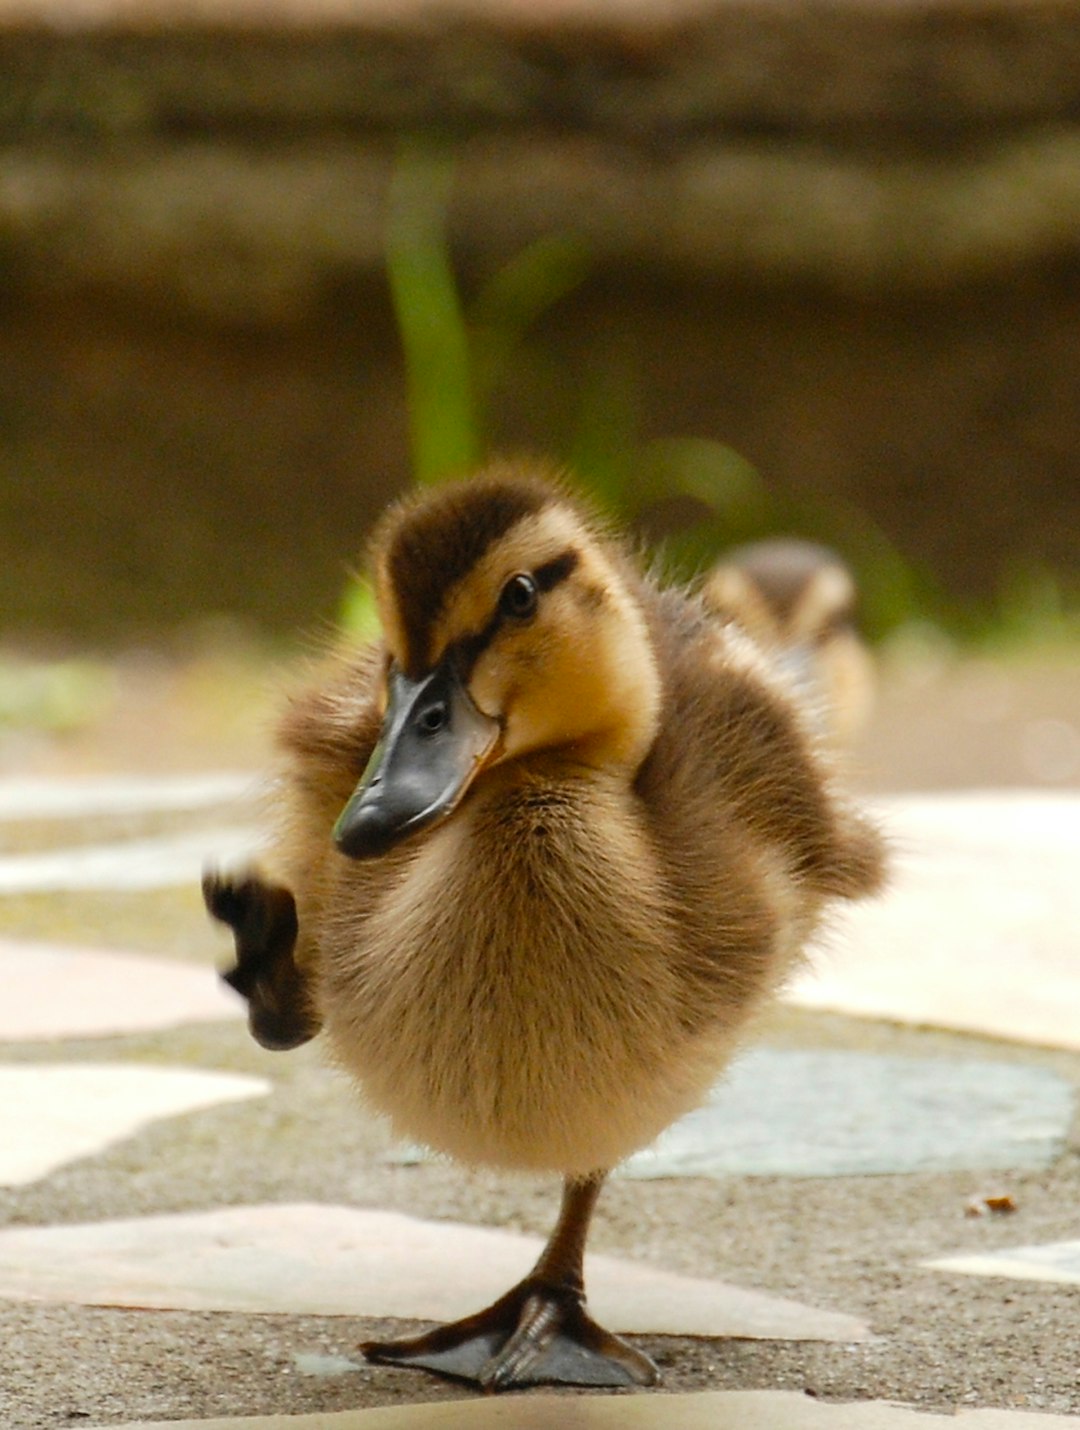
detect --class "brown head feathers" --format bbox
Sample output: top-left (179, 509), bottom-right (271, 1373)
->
top-left (372, 465), bottom-right (567, 676)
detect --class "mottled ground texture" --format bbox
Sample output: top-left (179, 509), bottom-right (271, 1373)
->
top-left (0, 637), bottom-right (1078, 1429)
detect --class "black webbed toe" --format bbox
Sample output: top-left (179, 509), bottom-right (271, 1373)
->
top-left (203, 870), bottom-right (318, 1051)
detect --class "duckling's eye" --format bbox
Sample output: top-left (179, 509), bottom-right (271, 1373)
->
top-left (499, 572), bottom-right (539, 620)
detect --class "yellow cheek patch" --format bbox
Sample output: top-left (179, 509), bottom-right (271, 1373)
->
top-left (786, 565), bottom-right (856, 643)
top-left (705, 568), bottom-right (779, 645)
top-left (473, 561), bottom-right (662, 774)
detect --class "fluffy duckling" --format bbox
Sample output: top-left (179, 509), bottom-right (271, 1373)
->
top-left (704, 538), bottom-right (875, 747)
top-left (205, 462), bottom-right (885, 1392)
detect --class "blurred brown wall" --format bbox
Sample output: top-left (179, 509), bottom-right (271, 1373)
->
top-left (2, 0), bottom-right (1078, 642)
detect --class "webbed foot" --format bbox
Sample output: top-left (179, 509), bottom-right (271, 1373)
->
top-left (361, 1275), bottom-right (658, 1391)
top-left (203, 869), bottom-right (319, 1051)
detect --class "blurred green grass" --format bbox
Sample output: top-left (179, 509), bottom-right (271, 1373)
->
top-left (353, 143), bottom-right (1078, 649)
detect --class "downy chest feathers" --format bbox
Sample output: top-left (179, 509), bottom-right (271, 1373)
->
top-left (318, 771), bottom-right (725, 1176)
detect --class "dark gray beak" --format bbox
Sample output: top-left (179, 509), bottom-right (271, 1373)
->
top-left (333, 661), bottom-right (500, 860)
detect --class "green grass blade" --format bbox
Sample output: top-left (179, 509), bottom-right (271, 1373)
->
top-left (385, 143), bottom-right (479, 485)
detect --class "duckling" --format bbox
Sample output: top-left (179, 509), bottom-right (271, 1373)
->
top-left (704, 538), bottom-right (875, 747)
top-left (204, 461), bottom-right (885, 1393)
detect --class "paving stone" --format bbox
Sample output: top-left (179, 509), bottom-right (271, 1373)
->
top-left (0, 1063), bottom-right (269, 1186)
top-left (0, 1202), bottom-right (870, 1342)
top-left (0, 772), bottom-right (252, 821)
top-left (0, 938), bottom-right (242, 1040)
top-left (788, 791), bottom-right (1080, 1049)
top-left (91, 1388), bottom-right (1080, 1429)
top-left (926, 1238), bottom-right (1080, 1285)
top-left (619, 1049), bottom-right (1071, 1178)
top-left (291, 1351), bottom-right (365, 1378)
top-left (0, 825), bottom-right (258, 892)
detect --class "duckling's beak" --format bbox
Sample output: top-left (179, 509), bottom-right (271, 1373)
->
top-left (333, 661), bottom-right (501, 859)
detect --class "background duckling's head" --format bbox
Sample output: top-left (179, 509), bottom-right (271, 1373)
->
top-left (703, 537), bottom-right (875, 745)
top-left (334, 464), bottom-right (661, 859)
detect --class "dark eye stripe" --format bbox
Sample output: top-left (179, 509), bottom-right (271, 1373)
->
top-left (386, 479), bottom-right (550, 674)
top-left (535, 550), bottom-right (579, 592)
top-left (448, 548), bottom-right (580, 678)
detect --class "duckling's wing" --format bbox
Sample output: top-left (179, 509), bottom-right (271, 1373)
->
top-left (209, 642), bottom-right (386, 1047)
top-left (638, 584), bottom-right (885, 904)
top-left (272, 637), bottom-right (386, 902)
top-left (276, 642), bottom-right (386, 804)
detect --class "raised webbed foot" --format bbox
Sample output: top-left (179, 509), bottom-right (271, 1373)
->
top-left (360, 1275), bottom-right (659, 1392)
top-left (203, 869), bottom-right (319, 1051)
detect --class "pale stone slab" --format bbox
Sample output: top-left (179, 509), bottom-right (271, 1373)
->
top-left (0, 938), bottom-right (242, 1040)
top-left (0, 1063), bottom-right (269, 1186)
top-left (618, 1050), bottom-right (1071, 1179)
top-left (93, 1389), bottom-right (1080, 1430)
top-left (292, 1351), bottom-right (364, 1377)
top-left (0, 1202), bottom-right (870, 1342)
top-left (0, 825), bottom-right (259, 892)
top-left (926, 1238), bottom-right (1080, 1285)
top-left (0, 773), bottom-right (253, 821)
top-left (788, 791), bottom-right (1080, 1049)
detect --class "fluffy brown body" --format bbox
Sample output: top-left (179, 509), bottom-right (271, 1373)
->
top-left (207, 462), bottom-right (885, 1389)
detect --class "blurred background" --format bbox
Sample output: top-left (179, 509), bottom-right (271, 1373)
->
top-left (0, 0), bottom-right (1077, 789)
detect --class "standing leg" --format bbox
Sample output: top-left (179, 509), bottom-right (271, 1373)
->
top-left (361, 1174), bottom-right (659, 1391)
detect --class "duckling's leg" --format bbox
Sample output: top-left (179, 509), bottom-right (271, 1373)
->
top-left (203, 870), bottom-right (321, 1052)
top-left (361, 1175), bottom-right (659, 1391)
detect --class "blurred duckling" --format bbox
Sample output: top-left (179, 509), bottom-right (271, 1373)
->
top-left (205, 462), bottom-right (885, 1392)
top-left (704, 538), bottom-right (875, 747)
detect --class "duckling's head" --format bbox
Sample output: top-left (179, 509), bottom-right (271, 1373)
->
top-left (334, 464), bottom-right (661, 859)
top-left (704, 538), bottom-right (874, 745)
top-left (704, 538), bottom-right (858, 651)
